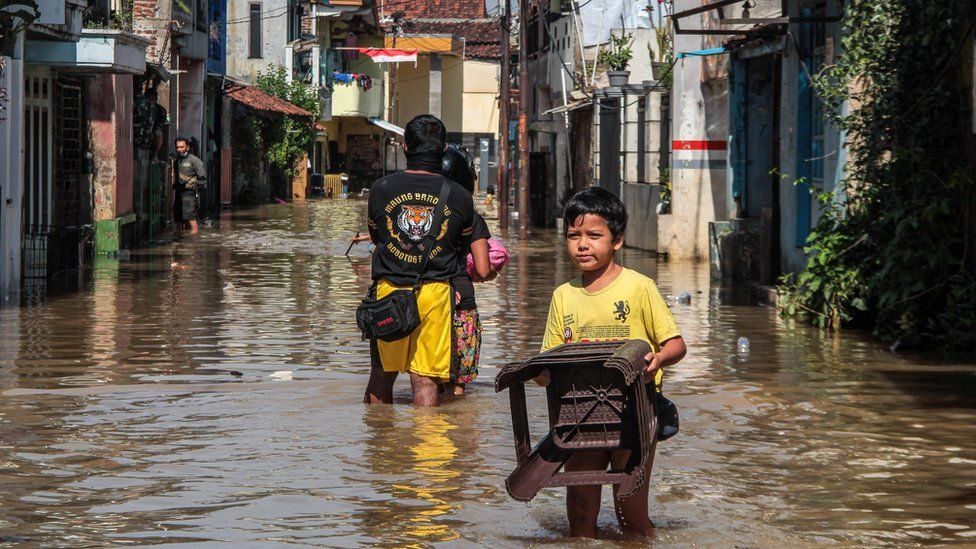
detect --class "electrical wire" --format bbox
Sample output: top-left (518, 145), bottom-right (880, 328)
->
top-left (226, 6), bottom-right (290, 25)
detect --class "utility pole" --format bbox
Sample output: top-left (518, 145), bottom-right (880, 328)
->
top-left (517, 0), bottom-right (530, 234)
top-left (498, 1), bottom-right (510, 229)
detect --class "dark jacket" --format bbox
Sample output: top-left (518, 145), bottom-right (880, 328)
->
top-left (175, 153), bottom-right (207, 191)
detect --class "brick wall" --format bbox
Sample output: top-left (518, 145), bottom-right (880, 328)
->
top-left (133, 0), bottom-right (171, 63)
top-left (399, 0), bottom-right (485, 20)
top-left (301, 8), bottom-right (312, 36)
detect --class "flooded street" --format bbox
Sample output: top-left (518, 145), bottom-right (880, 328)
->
top-left (2, 199), bottom-right (975, 546)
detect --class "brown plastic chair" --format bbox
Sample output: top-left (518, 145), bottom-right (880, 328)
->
top-left (495, 340), bottom-right (658, 502)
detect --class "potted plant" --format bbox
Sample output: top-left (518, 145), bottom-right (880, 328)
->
top-left (599, 33), bottom-right (634, 87)
top-left (649, 0), bottom-right (674, 84)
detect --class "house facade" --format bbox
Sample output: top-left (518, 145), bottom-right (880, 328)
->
top-left (668, 0), bottom-right (845, 280)
top-left (1, 0), bottom-right (151, 302)
top-left (384, 0), bottom-right (502, 190)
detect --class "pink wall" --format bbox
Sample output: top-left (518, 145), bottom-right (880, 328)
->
top-left (115, 75), bottom-right (134, 216)
top-left (89, 74), bottom-right (134, 220)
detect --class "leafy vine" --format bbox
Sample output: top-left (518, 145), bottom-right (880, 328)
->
top-left (778, 0), bottom-right (976, 351)
top-left (253, 65), bottom-right (320, 197)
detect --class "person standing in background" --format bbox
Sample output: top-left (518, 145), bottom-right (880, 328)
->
top-left (173, 137), bottom-right (206, 235)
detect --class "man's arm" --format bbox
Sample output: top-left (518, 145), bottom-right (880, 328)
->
top-left (366, 192), bottom-right (379, 244)
top-left (193, 156), bottom-right (207, 184)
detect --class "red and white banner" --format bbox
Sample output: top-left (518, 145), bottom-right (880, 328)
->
top-left (356, 48), bottom-right (418, 64)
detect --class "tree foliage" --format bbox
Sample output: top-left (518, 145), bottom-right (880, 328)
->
top-left (252, 65), bottom-right (319, 194)
top-left (778, 0), bottom-right (976, 351)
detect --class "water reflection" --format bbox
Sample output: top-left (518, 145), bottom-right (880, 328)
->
top-left (0, 199), bottom-right (975, 546)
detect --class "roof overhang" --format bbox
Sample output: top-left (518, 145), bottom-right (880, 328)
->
top-left (542, 99), bottom-right (591, 116)
top-left (224, 79), bottom-right (313, 117)
top-left (367, 117), bottom-right (404, 136)
top-left (670, 0), bottom-right (839, 36)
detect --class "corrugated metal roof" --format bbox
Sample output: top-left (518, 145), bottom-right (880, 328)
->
top-left (224, 83), bottom-right (313, 117)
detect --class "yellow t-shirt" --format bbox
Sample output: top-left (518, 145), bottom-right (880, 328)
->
top-left (541, 267), bottom-right (681, 386)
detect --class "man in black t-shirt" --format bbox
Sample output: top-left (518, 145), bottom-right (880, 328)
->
top-left (363, 115), bottom-right (491, 407)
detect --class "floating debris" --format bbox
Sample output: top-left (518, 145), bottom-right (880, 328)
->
top-left (270, 370), bottom-right (293, 381)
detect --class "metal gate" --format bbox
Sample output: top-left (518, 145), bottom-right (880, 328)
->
top-left (22, 68), bottom-right (53, 280)
top-left (54, 77), bottom-right (84, 227)
top-left (23, 72), bottom-right (90, 283)
top-left (598, 97), bottom-right (621, 194)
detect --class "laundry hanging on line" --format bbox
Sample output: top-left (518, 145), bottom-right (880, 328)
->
top-left (332, 72), bottom-right (373, 92)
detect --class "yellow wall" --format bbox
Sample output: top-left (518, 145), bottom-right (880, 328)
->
top-left (461, 60), bottom-right (500, 134)
top-left (393, 56), bottom-right (431, 127)
top-left (391, 56), bottom-right (500, 137)
top-left (441, 56), bottom-right (464, 132)
top-left (332, 80), bottom-right (384, 118)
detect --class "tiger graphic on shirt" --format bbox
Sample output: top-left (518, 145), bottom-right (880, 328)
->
top-left (397, 204), bottom-right (434, 243)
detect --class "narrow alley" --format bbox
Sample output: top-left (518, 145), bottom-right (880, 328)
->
top-left (1, 199), bottom-right (974, 546)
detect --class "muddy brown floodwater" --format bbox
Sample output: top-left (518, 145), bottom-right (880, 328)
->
top-left (2, 199), bottom-right (975, 546)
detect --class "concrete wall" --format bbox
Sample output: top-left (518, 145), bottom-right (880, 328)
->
top-left (461, 60), bottom-right (500, 134)
top-left (622, 182), bottom-right (660, 252)
top-left (0, 37), bottom-right (25, 304)
top-left (226, 0), bottom-right (289, 82)
top-left (90, 74), bottom-right (135, 220)
top-left (178, 57), bottom-right (205, 149)
top-left (441, 55), bottom-right (464, 132)
top-left (393, 56), bottom-right (431, 127)
top-left (665, 3), bottom-right (731, 260)
top-left (394, 56), bottom-right (500, 137)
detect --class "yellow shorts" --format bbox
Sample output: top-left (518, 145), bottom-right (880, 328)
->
top-left (375, 279), bottom-right (452, 380)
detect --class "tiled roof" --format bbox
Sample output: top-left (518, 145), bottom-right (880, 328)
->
top-left (404, 20), bottom-right (501, 60)
top-left (400, 0), bottom-right (485, 20)
top-left (224, 83), bottom-right (313, 117)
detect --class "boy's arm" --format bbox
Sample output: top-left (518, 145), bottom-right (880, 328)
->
top-left (643, 336), bottom-right (687, 382)
top-left (641, 281), bottom-right (685, 380)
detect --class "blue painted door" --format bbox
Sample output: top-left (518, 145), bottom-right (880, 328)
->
top-left (730, 53), bottom-right (777, 219)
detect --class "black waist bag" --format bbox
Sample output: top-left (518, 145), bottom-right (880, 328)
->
top-left (357, 287), bottom-right (421, 342)
top-left (356, 180), bottom-right (452, 342)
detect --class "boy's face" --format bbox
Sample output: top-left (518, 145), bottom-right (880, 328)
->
top-left (566, 214), bottom-right (623, 272)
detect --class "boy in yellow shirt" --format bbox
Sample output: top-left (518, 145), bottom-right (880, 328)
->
top-left (539, 187), bottom-right (687, 538)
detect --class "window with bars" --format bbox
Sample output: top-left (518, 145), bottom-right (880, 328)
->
top-left (249, 3), bottom-right (262, 58)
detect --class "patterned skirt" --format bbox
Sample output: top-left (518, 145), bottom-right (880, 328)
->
top-left (451, 307), bottom-right (482, 385)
